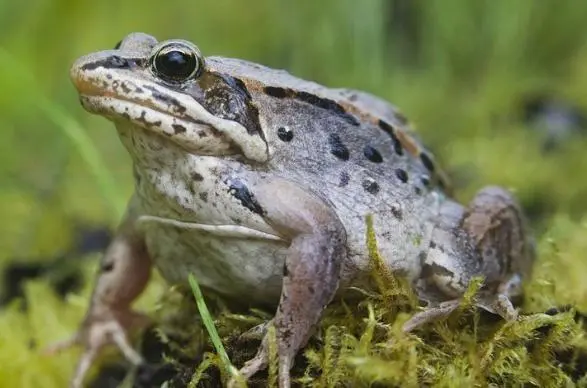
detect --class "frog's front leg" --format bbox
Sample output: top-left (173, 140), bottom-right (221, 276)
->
top-left (233, 179), bottom-right (346, 388)
top-left (45, 198), bottom-right (152, 388)
top-left (404, 186), bottom-right (534, 332)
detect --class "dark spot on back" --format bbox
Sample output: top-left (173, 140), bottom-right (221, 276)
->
top-left (172, 124), bottom-right (187, 134)
top-left (420, 152), bottom-right (435, 173)
top-left (378, 120), bottom-right (404, 155)
top-left (264, 86), bottom-right (288, 98)
top-left (339, 171), bottom-right (350, 187)
top-left (192, 172), bottom-right (204, 181)
top-left (363, 145), bottom-right (383, 163)
top-left (263, 87), bottom-right (359, 125)
top-left (295, 91), bottom-right (359, 125)
top-left (362, 178), bottom-right (380, 194)
top-left (328, 133), bottom-right (350, 161)
top-left (277, 127), bottom-right (293, 142)
top-left (395, 168), bottom-right (408, 183)
top-left (199, 192), bottom-right (208, 202)
top-left (421, 175), bottom-right (431, 187)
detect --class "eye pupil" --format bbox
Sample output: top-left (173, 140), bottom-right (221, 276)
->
top-left (153, 44), bottom-right (202, 82)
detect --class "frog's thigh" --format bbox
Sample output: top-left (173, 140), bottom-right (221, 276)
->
top-left (405, 186), bottom-right (531, 332)
top-left (238, 179), bottom-right (347, 384)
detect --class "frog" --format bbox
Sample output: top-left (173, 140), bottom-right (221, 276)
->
top-left (46, 32), bottom-right (535, 388)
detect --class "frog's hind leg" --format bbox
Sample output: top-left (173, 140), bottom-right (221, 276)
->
top-left (461, 186), bottom-right (534, 320)
top-left (404, 186), bottom-right (534, 333)
top-left (228, 179), bottom-right (347, 388)
top-left (402, 299), bottom-right (461, 332)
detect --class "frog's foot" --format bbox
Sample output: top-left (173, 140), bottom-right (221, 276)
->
top-left (226, 179), bottom-right (347, 388)
top-left (403, 292), bottom-right (518, 333)
top-left (229, 326), bottom-right (294, 388)
top-left (44, 310), bottom-right (150, 388)
top-left (476, 285), bottom-right (520, 321)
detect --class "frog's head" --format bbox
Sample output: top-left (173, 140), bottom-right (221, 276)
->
top-left (70, 32), bottom-right (269, 162)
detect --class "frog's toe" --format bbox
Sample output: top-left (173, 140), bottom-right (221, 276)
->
top-left (228, 344), bottom-right (268, 388)
top-left (230, 335), bottom-right (293, 388)
top-left (476, 293), bottom-right (519, 321)
top-left (402, 299), bottom-right (460, 332)
top-left (44, 310), bottom-right (149, 388)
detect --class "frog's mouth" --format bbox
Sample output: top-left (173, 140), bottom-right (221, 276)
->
top-left (70, 55), bottom-right (269, 163)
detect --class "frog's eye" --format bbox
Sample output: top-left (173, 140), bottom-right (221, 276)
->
top-left (151, 42), bottom-right (203, 82)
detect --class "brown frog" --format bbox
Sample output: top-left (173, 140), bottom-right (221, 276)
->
top-left (47, 33), bottom-right (535, 387)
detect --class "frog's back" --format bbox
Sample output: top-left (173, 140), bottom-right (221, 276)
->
top-left (207, 57), bottom-right (451, 280)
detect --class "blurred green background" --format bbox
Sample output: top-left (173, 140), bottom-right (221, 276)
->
top-left (1, 0), bottom-right (587, 387)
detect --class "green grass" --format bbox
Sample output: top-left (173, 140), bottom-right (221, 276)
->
top-left (1, 0), bottom-right (587, 387)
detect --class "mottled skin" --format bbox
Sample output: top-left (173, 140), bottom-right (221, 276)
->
top-left (47, 33), bottom-right (535, 387)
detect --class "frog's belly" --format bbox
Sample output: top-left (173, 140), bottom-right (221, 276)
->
top-left (143, 223), bottom-right (288, 305)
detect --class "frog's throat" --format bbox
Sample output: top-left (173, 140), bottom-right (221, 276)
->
top-left (136, 215), bottom-right (284, 241)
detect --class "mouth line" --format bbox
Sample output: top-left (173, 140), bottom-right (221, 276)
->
top-left (73, 74), bottom-right (207, 125)
top-left (81, 93), bottom-right (183, 121)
